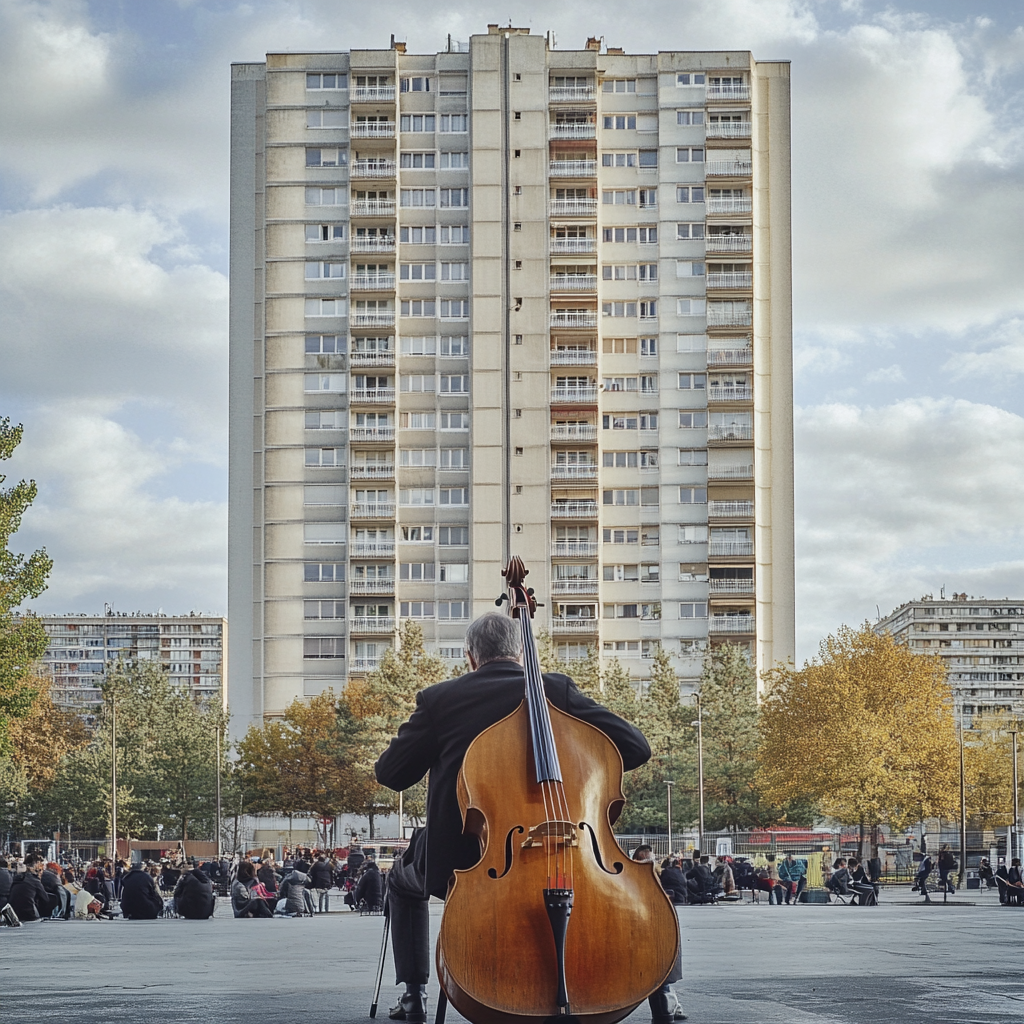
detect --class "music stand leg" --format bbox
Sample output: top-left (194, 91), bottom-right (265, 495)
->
top-left (434, 987), bottom-right (448, 1024)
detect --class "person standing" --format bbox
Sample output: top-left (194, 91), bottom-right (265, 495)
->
top-left (915, 853), bottom-right (935, 902)
top-left (309, 854), bottom-right (333, 912)
top-left (937, 844), bottom-right (956, 895)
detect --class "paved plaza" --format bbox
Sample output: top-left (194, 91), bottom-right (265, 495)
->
top-left (2, 893), bottom-right (1023, 1023)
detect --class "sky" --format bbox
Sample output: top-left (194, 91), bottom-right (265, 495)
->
top-left (1, 0), bottom-right (1022, 663)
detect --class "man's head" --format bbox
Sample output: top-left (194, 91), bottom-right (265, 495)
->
top-left (631, 845), bottom-right (654, 863)
top-left (24, 855), bottom-right (43, 876)
top-left (464, 612), bottom-right (523, 670)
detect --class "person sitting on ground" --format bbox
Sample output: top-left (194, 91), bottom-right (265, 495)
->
top-left (914, 853), bottom-right (935, 901)
top-left (231, 861), bottom-right (274, 919)
top-left (778, 853), bottom-right (807, 904)
top-left (173, 865), bottom-right (216, 920)
top-left (686, 854), bottom-right (718, 902)
top-left (825, 858), bottom-right (853, 900)
top-left (257, 857), bottom-right (280, 895)
top-left (0, 857), bottom-right (12, 907)
top-left (1006, 858), bottom-right (1024, 906)
top-left (120, 861), bottom-right (164, 920)
top-left (309, 853), bottom-right (333, 912)
top-left (74, 888), bottom-right (105, 920)
top-left (7, 855), bottom-right (59, 922)
top-left (40, 861), bottom-right (71, 919)
top-left (659, 857), bottom-right (688, 906)
top-left (277, 866), bottom-right (315, 916)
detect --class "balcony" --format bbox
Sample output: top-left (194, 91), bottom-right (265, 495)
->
top-left (348, 426), bottom-right (395, 443)
top-left (549, 159), bottom-right (597, 177)
top-left (709, 614), bottom-right (756, 633)
top-left (707, 272), bottom-right (752, 290)
top-left (706, 84), bottom-right (750, 101)
top-left (708, 425), bottom-right (753, 442)
top-left (550, 424), bottom-right (597, 442)
top-left (550, 238), bottom-right (596, 255)
top-left (709, 541), bottom-right (754, 556)
top-left (549, 123), bottom-right (596, 140)
top-left (549, 198), bottom-right (598, 217)
top-left (350, 656), bottom-right (382, 672)
top-left (550, 349), bottom-right (597, 366)
top-left (350, 616), bottom-right (396, 633)
top-left (707, 464), bottom-right (753, 480)
top-left (706, 121), bottom-right (752, 138)
top-left (551, 501), bottom-right (599, 519)
top-left (550, 275), bottom-right (597, 292)
top-left (708, 385), bottom-right (752, 403)
top-left (349, 579), bottom-right (396, 595)
top-left (350, 350), bottom-right (395, 367)
top-left (707, 308), bottom-right (752, 328)
top-left (551, 386), bottom-right (598, 403)
top-left (352, 86), bottom-right (396, 102)
top-left (549, 86), bottom-right (596, 102)
top-left (709, 579), bottom-right (755, 594)
top-left (350, 388), bottom-right (396, 405)
top-left (350, 274), bottom-right (396, 291)
top-left (351, 236), bottom-right (396, 253)
top-left (706, 234), bottom-right (752, 254)
top-left (552, 579), bottom-right (599, 595)
top-left (351, 311), bottom-right (396, 327)
top-left (709, 500), bottom-right (754, 518)
top-left (551, 464), bottom-right (598, 482)
top-left (351, 502), bottom-right (395, 518)
top-left (706, 160), bottom-right (752, 177)
top-left (350, 121), bottom-right (396, 138)
top-left (707, 347), bottom-right (752, 366)
top-left (349, 465), bottom-right (395, 480)
top-left (551, 617), bottom-right (598, 634)
top-left (350, 542), bottom-right (395, 557)
top-left (549, 311), bottom-right (598, 329)
top-left (706, 197), bottom-right (752, 215)
top-left (551, 542), bottom-right (599, 558)
top-left (351, 199), bottom-right (396, 216)
top-left (351, 160), bottom-right (397, 179)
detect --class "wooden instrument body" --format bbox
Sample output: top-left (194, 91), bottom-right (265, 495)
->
top-left (437, 698), bottom-right (679, 1024)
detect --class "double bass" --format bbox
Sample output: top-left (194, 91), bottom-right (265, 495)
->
top-left (437, 557), bottom-right (679, 1023)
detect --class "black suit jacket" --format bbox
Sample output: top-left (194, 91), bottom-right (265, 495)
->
top-left (375, 659), bottom-right (651, 899)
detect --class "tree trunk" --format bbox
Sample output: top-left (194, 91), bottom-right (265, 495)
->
top-left (858, 819), bottom-right (865, 860)
top-left (369, 810), bottom-right (375, 840)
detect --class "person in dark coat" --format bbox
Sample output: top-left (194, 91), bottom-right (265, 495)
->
top-left (0, 857), bottom-right (12, 905)
top-left (659, 858), bottom-right (689, 906)
top-left (40, 863), bottom-right (70, 919)
top-left (375, 612), bottom-right (652, 1024)
top-left (8, 856), bottom-right (58, 922)
top-left (256, 858), bottom-right (279, 894)
top-left (120, 862), bottom-right (164, 919)
top-left (353, 858), bottom-right (383, 909)
top-left (309, 854), bottom-right (333, 912)
top-left (173, 867), bottom-right (216, 919)
top-left (231, 861), bottom-right (273, 918)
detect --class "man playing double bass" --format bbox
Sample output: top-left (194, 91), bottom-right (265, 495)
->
top-left (375, 611), bottom-right (683, 1024)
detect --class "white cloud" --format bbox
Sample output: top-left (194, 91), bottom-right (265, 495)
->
top-left (865, 363), bottom-right (905, 383)
top-left (944, 317), bottom-right (1024, 381)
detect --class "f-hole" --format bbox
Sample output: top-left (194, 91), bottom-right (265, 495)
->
top-left (579, 821), bottom-right (624, 874)
top-left (488, 825), bottom-right (525, 879)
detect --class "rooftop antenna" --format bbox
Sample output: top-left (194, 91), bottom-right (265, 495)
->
top-left (941, 585), bottom-right (945, 600)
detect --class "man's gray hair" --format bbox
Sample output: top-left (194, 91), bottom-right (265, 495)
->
top-left (465, 612), bottom-right (523, 666)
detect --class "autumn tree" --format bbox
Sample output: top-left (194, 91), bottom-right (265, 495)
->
top-left (758, 624), bottom-right (960, 834)
top-left (963, 711), bottom-right (1023, 829)
top-left (0, 418), bottom-right (53, 751)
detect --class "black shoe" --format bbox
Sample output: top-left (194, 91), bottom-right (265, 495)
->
top-left (388, 984), bottom-right (427, 1024)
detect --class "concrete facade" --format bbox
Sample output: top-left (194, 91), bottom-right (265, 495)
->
top-left (229, 27), bottom-right (795, 730)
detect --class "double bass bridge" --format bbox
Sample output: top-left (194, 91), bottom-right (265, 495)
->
top-left (521, 819), bottom-right (579, 849)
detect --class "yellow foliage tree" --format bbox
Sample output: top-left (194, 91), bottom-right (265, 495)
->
top-left (758, 625), bottom-right (960, 831)
top-left (963, 710), bottom-right (1023, 829)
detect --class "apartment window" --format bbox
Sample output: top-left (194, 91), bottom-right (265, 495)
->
top-left (676, 148), bottom-right (705, 163)
top-left (400, 188), bottom-right (436, 208)
top-left (401, 76), bottom-right (432, 92)
top-left (305, 373), bottom-right (347, 393)
top-left (605, 604), bottom-right (638, 619)
top-left (440, 335), bottom-right (469, 356)
top-left (639, 300), bottom-right (657, 320)
top-left (603, 528), bottom-right (639, 544)
top-left (305, 447), bottom-right (344, 467)
top-left (640, 336), bottom-right (657, 356)
top-left (604, 265), bottom-right (640, 281)
top-left (676, 73), bottom-right (706, 86)
top-left (678, 449), bottom-right (709, 466)
top-left (304, 563), bottom-right (345, 582)
top-left (678, 411), bottom-right (709, 428)
top-left (439, 601), bottom-right (469, 621)
top-left (440, 114), bottom-right (468, 133)
top-left (440, 262), bottom-right (469, 281)
top-left (602, 152), bottom-right (637, 167)
top-left (638, 149), bottom-right (658, 168)
top-left (679, 525), bottom-right (709, 543)
top-left (604, 376), bottom-right (638, 392)
top-left (676, 110), bottom-right (705, 125)
top-left (602, 302), bottom-right (637, 318)
top-left (303, 637), bottom-right (345, 659)
top-left (437, 449), bottom-right (468, 471)
top-left (679, 602), bottom-right (709, 619)
top-left (439, 374), bottom-right (468, 393)
top-left (439, 487), bottom-right (469, 505)
top-left (400, 152), bottom-right (436, 169)
top-left (354, 412), bottom-right (390, 428)
top-left (399, 488), bottom-right (435, 506)
top-left (677, 299), bottom-right (707, 315)
top-left (639, 189), bottom-right (657, 208)
top-left (440, 563), bottom-right (469, 582)
top-left (305, 334), bottom-right (346, 354)
top-left (603, 337), bottom-right (637, 354)
top-left (401, 602), bottom-right (435, 618)
top-left (401, 300), bottom-right (436, 317)
top-left (400, 374), bottom-right (436, 393)
top-left (400, 563), bottom-right (436, 581)
top-left (400, 114), bottom-right (436, 132)
top-left (306, 109), bottom-right (346, 129)
top-left (304, 600), bottom-right (345, 619)
top-left (602, 226), bottom-right (657, 243)
top-left (677, 223), bottom-right (706, 240)
top-left (306, 73), bottom-right (347, 90)
top-left (440, 188), bottom-right (469, 208)
top-left (306, 147), bottom-right (346, 167)
top-left (440, 299), bottom-right (469, 319)
top-left (401, 335), bottom-right (437, 355)
top-left (678, 373), bottom-right (707, 390)
top-left (305, 261), bottom-right (346, 280)
top-left (306, 223), bottom-right (346, 243)
top-left (602, 190), bottom-right (637, 205)
top-left (602, 79), bottom-right (636, 93)
top-left (604, 489), bottom-right (639, 506)
top-left (440, 412), bottom-right (469, 430)
top-left (439, 525), bottom-right (469, 545)
top-left (679, 487), bottom-right (707, 504)
top-left (401, 526), bottom-right (434, 541)
top-left (305, 188), bottom-right (345, 206)
top-left (676, 186), bottom-right (705, 204)
top-left (401, 412), bottom-right (437, 429)
top-left (400, 263), bottom-right (437, 281)
top-left (305, 298), bottom-right (347, 317)
top-left (305, 410), bottom-right (344, 430)
top-left (603, 114), bottom-right (637, 130)
top-left (604, 564), bottom-right (639, 582)
top-left (440, 151), bottom-right (470, 168)
top-left (440, 225), bottom-right (470, 244)
top-left (400, 449), bottom-right (437, 466)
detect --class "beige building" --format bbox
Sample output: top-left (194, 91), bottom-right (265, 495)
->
top-left (229, 26), bottom-right (794, 730)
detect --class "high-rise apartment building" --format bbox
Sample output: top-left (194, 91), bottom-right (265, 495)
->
top-left (876, 596), bottom-right (1024, 718)
top-left (37, 613), bottom-right (227, 710)
top-left (229, 26), bottom-right (794, 730)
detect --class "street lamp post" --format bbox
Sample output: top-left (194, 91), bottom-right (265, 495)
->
top-left (215, 722), bottom-right (222, 858)
top-left (1012, 731), bottom-right (1020, 863)
top-left (691, 694), bottom-right (705, 856)
top-left (664, 780), bottom-right (674, 857)
top-left (958, 707), bottom-right (967, 889)
top-left (110, 696), bottom-right (117, 861)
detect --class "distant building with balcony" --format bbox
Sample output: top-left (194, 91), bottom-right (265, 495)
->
top-left (229, 27), bottom-right (794, 728)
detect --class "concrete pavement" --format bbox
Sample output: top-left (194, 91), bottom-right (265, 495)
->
top-left (1, 892), bottom-right (1022, 1023)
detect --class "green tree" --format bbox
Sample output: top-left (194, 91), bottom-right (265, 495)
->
top-left (0, 419), bottom-right (53, 751)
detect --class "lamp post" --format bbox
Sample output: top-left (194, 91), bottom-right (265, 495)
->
top-left (1012, 731), bottom-right (1020, 863)
top-left (691, 693), bottom-right (705, 856)
top-left (110, 695), bottom-right (117, 861)
top-left (215, 720), bottom-right (222, 857)
top-left (664, 780), bottom-right (674, 857)
top-left (958, 706), bottom-right (967, 889)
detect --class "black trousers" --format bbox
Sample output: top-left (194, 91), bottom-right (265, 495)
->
top-left (389, 829), bottom-right (431, 986)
